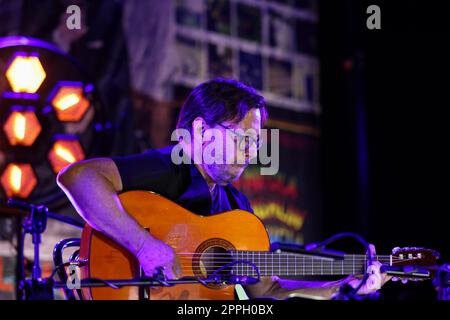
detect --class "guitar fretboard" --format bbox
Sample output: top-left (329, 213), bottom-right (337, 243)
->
top-left (230, 251), bottom-right (392, 277)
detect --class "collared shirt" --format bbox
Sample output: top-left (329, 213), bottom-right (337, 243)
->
top-left (111, 146), bottom-right (254, 215)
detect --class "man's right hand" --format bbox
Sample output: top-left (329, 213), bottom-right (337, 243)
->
top-left (136, 236), bottom-right (179, 279)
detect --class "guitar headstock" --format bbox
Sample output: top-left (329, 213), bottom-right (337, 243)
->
top-left (391, 247), bottom-right (440, 266)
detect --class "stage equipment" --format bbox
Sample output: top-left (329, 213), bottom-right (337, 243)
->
top-left (0, 36), bottom-right (111, 207)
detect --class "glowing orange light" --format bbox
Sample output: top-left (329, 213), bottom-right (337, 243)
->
top-left (55, 145), bottom-right (76, 163)
top-left (56, 93), bottom-right (80, 111)
top-left (48, 139), bottom-right (85, 173)
top-left (5, 55), bottom-right (46, 93)
top-left (3, 110), bottom-right (42, 146)
top-left (14, 113), bottom-right (26, 140)
top-left (51, 86), bottom-right (89, 122)
top-left (1, 163), bottom-right (37, 198)
top-left (10, 164), bottom-right (22, 192)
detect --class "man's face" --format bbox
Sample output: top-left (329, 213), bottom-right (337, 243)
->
top-left (200, 109), bottom-right (262, 185)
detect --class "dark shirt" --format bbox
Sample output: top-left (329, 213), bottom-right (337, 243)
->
top-left (111, 146), bottom-right (254, 215)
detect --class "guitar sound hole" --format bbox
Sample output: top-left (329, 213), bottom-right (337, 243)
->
top-left (198, 246), bottom-right (233, 279)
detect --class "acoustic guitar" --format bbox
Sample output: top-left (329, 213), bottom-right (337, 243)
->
top-left (79, 191), bottom-right (438, 300)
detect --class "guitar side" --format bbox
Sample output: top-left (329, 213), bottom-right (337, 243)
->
top-left (79, 190), bottom-right (271, 300)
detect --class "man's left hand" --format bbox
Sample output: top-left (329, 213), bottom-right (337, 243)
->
top-left (347, 244), bottom-right (392, 295)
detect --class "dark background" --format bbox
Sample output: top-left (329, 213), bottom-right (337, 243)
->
top-left (319, 0), bottom-right (449, 298)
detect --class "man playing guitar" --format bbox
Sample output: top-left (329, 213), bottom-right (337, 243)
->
top-left (57, 78), bottom-right (390, 299)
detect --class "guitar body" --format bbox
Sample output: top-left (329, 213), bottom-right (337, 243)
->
top-left (79, 190), bottom-right (270, 300)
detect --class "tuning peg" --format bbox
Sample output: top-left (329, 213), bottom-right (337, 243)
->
top-left (392, 247), bottom-right (400, 254)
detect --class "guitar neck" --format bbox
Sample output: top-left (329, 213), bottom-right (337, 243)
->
top-left (231, 251), bottom-right (392, 277)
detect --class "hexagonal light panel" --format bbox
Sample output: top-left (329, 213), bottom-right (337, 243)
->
top-left (1, 163), bottom-right (37, 198)
top-left (5, 54), bottom-right (46, 93)
top-left (3, 110), bottom-right (42, 146)
top-left (48, 138), bottom-right (85, 173)
top-left (51, 85), bottom-right (90, 122)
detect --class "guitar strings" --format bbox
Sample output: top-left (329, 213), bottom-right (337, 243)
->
top-left (177, 259), bottom-right (398, 262)
top-left (175, 256), bottom-right (405, 261)
top-left (176, 254), bottom-right (394, 258)
top-left (172, 261), bottom-right (419, 274)
top-left (176, 264), bottom-right (414, 271)
top-left (173, 262), bottom-right (418, 275)
top-left (176, 260), bottom-right (394, 265)
top-left (173, 258), bottom-right (419, 272)
top-left (176, 267), bottom-right (410, 274)
top-left (154, 252), bottom-right (418, 275)
top-left (176, 260), bottom-right (401, 264)
top-left (177, 260), bottom-right (415, 267)
top-left (176, 268), bottom-right (389, 275)
top-left (176, 253), bottom-right (402, 259)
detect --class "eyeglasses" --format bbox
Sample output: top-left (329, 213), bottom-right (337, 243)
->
top-left (217, 123), bottom-right (262, 151)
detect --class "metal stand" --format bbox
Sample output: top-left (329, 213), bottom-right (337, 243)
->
top-left (6, 198), bottom-right (84, 300)
top-left (15, 275), bottom-right (229, 300)
top-left (15, 216), bottom-right (24, 300)
top-left (53, 276), bottom-right (225, 289)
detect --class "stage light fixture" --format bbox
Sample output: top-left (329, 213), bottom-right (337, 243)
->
top-left (48, 137), bottom-right (85, 174)
top-left (0, 36), bottom-right (110, 205)
top-left (50, 83), bottom-right (90, 122)
top-left (0, 163), bottom-right (37, 198)
top-left (5, 54), bottom-right (46, 94)
top-left (3, 109), bottom-right (42, 146)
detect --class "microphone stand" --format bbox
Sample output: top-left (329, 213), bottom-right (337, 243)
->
top-left (15, 274), bottom-right (232, 300)
top-left (53, 277), bottom-right (225, 289)
top-left (4, 198), bottom-right (84, 300)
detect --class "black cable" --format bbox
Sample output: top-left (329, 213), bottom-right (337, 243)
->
top-left (208, 259), bottom-right (261, 285)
